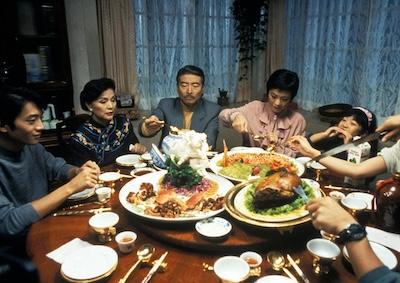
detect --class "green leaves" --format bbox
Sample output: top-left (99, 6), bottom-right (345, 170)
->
top-left (163, 157), bottom-right (202, 188)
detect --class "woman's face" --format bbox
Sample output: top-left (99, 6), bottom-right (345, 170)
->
top-left (338, 116), bottom-right (363, 137)
top-left (88, 89), bottom-right (116, 124)
top-left (267, 89), bottom-right (292, 114)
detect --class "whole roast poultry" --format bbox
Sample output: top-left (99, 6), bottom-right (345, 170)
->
top-left (253, 171), bottom-right (301, 209)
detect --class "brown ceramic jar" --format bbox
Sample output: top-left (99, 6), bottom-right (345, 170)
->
top-left (373, 172), bottom-right (400, 233)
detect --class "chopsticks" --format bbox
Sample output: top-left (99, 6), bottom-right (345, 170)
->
top-left (287, 254), bottom-right (310, 283)
top-left (52, 207), bottom-right (111, 216)
top-left (141, 252), bottom-right (168, 283)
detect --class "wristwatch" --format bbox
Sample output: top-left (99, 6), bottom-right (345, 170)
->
top-left (338, 223), bottom-right (367, 244)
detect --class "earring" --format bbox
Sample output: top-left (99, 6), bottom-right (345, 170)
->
top-left (89, 108), bottom-right (93, 112)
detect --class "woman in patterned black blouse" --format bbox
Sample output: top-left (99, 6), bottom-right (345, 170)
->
top-left (70, 78), bottom-right (146, 166)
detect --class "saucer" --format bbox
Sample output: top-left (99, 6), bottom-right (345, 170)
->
top-left (343, 241), bottom-right (397, 270)
top-left (68, 188), bottom-right (95, 201)
top-left (195, 217), bottom-right (232, 240)
top-left (61, 245), bottom-right (118, 282)
top-left (99, 172), bottom-right (120, 183)
top-left (116, 154), bottom-right (140, 167)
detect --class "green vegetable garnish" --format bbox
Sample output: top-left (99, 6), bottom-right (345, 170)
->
top-left (244, 180), bottom-right (316, 215)
top-left (163, 157), bottom-right (202, 188)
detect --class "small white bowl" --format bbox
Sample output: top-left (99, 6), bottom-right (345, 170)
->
top-left (130, 167), bottom-right (157, 178)
top-left (195, 217), bottom-right (232, 240)
top-left (214, 256), bottom-right (250, 283)
top-left (89, 212), bottom-right (119, 230)
top-left (307, 238), bottom-right (340, 259)
top-left (240, 251), bottom-right (262, 268)
top-left (341, 197), bottom-right (367, 211)
top-left (346, 192), bottom-right (374, 210)
top-left (115, 231), bottom-right (137, 254)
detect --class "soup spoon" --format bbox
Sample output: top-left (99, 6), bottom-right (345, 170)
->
top-left (266, 251), bottom-right (298, 282)
top-left (119, 244), bottom-right (155, 283)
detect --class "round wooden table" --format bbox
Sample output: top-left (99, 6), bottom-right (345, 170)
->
top-left (26, 166), bottom-right (399, 283)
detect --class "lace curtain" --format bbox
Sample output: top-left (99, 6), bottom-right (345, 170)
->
top-left (284, 0), bottom-right (400, 118)
top-left (133, 0), bottom-right (238, 110)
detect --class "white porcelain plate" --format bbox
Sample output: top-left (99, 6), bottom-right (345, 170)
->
top-left (195, 217), bottom-right (232, 239)
top-left (67, 188), bottom-right (95, 201)
top-left (119, 170), bottom-right (234, 222)
top-left (116, 154), bottom-right (140, 166)
top-left (255, 275), bottom-right (297, 283)
top-left (343, 241), bottom-right (398, 270)
top-left (61, 245), bottom-right (118, 281)
top-left (346, 192), bottom-right (374, 210)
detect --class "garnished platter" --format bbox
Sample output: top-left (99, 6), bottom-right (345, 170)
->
top-left (224, 179), bottom-right (324, 228)
top-left (209, 149), bottom-right (304, 182)
top-left (119, 170), bottom-right (234, 222)
top-left (234, 178), bottom-right (321, 222)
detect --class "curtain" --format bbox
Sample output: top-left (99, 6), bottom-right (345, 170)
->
top-left (133, 0), bottom-right (238, 110)
top-left (285, 0), bottom-right (400, 118)
top-left (97, 0), bottom-right (140, 104)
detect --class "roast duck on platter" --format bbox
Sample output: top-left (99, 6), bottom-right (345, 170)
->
top-left (253, 171), bottom-right (301, 209)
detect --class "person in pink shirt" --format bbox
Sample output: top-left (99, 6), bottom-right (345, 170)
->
top-left (219, 69), bottom-right (306, 156)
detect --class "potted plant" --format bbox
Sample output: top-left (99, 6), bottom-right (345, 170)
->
top-left (218, 88), bottom-right (229, 106)
top-left (231, 0), bottom-right (269, 80)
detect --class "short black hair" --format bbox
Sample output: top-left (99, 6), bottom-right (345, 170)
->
top-left (266, 69), bottom-right (299, 100)
top-left (0, 86), bottom-right (45, 129)
top-left (176, 65), bottom-right (205, 85)
top-left (80, 78), bottom-right (116, 111)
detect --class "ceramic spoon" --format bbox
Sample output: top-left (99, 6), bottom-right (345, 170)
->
top-left (119, 244), bottom-right (155, 283)
top-left (266, 251), bottom-right (298, 282)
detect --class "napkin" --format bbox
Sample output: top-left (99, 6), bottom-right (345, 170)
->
top-left (46, 238), bottom-right (92, 264)
top-left (366, 226), bottom-right (400, 252)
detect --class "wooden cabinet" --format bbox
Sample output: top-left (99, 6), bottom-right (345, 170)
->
top-left (0, 0), bottom-right (73, 119)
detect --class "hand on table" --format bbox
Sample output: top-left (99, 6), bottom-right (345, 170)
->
top-left (306, 197), bottom-right (357, 234)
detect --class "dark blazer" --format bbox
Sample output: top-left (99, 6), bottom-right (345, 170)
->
top-left (139, 97), bottom-right (221, 149)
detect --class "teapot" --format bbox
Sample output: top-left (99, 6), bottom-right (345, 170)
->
top-left (373, 172), bottom-right (400, 233)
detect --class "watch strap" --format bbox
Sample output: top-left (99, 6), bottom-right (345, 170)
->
top-left (338, 223), bottom-right (367, 244)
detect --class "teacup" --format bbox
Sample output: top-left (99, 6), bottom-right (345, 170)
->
top-left (214, 256), bottom-right (250, 283)
top-left (115, 231), bottom-right (137, 254)
top-left (341, 197), bottom-right (367, 216)
top-left (89, 212), bottom-right (119, 243)
top-left (307, 238), bottom-right (340, 274)
top-left (95, 186), bottom-right (112, 203)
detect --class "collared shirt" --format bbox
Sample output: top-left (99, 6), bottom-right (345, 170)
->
top-left (219, 100), bottom-right (306, 156)
top-left (181, 102), bottom-right (195, 129)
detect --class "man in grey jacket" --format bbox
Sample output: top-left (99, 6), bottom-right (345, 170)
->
top-left (139, 65), bottom-right (221, 149)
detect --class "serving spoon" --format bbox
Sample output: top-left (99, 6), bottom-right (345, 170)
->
top-left (119, 244), bottom-right (155, 283)
top-left (266, 251), bottom-right (298, 282)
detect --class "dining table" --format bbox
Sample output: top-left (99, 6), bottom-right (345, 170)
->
top-left (26, 162), bottom-right (400, 283)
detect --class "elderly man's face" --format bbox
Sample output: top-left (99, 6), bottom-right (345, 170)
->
top-left (177, 74), bottom-right (204, 107)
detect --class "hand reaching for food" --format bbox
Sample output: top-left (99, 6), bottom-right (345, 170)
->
top-left (129, 143), bottom-right (147, 154)
top-left (231, 113), bottom-right (248, 134)
top-left (144, 115), bottom-right (165, 131)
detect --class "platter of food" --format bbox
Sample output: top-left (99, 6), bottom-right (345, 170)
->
top-left (234, 173), bottom-right (321, 222)
top-left (119, 170), bottom-right (234, 222)
top-left (224, 173), bottom-right (323, 228)
top-left (209, 149), bottom-right (304, 182)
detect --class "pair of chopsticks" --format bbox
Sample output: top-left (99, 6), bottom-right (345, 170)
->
top-left (286, 254), bottom-right (310, 283)
top-left (141, 252), bottom-right (168, 283)
top-left (53, 207), bottom-right (111, 216)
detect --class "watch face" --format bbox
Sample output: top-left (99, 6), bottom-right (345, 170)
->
top-left (339, 224), bottom-right (367, 243)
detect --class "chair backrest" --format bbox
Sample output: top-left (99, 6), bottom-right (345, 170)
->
top-left (56, 114), bottom-right (90, 161)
